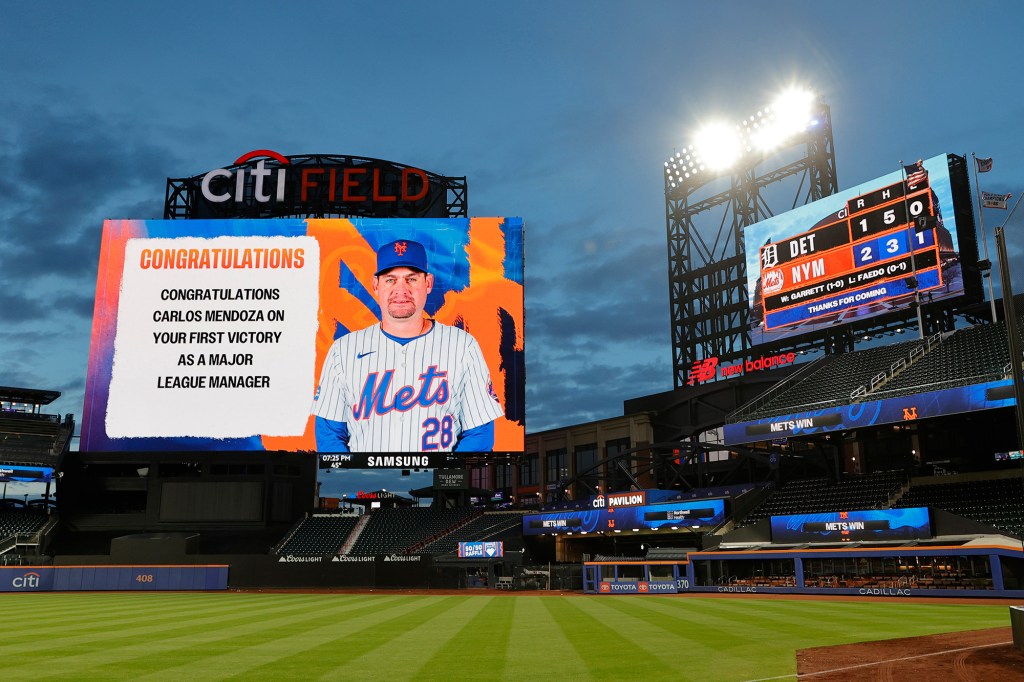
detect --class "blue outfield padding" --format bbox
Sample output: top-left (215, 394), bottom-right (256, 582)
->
top-left (0, 565), bottom-right (229, 592)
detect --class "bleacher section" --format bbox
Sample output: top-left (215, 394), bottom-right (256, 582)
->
top-left (731, 322), bottom-right (1018, 424)
top-left (896, 476), bottom-right (1024, 538)
top-left (420, 512), bottom-right (526, 555)
top-left (276, 514), bottom-right (360, 556)
top-left (732, 339), bottom-right (925, 421)
top-left (739, 471), bottom-right (906, 527)
top-left (0, 509), bottom-right (48, 538)
top-left (346, 507), bottom-right (477, 555)
top-left (867, 323), bottom-right (1010, 400)
top-left (0, 413), bottom-right (74, 466)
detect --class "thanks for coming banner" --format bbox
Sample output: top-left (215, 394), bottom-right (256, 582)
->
top-left (81, 218), bottom-right (524, 453)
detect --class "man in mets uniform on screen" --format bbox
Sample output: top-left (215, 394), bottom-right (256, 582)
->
top-left (312, 239), bottom-right (503, 453)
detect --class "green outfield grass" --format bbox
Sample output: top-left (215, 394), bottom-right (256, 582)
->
top-left (0, 592), bottom-right (1010, 681)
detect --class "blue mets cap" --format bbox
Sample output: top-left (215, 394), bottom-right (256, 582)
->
top-left (375, 239), bottom-right (429, 276)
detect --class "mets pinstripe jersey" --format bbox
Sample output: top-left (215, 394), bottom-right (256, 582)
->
top-left (312, 321), bottom-right (503, 452)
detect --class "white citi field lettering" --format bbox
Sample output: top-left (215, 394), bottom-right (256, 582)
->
top-left (312, 321), bottom-right (502, 452)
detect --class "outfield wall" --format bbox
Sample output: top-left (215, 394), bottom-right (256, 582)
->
top-left (0, 565), bottom-right (227, 592)
top-left (51, 553), bottom-right (461, 590)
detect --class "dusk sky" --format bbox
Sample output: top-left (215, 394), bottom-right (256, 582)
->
top-left (2, 2), bottom-right (1023, 499)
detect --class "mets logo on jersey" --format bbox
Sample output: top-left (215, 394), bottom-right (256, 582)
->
top-left (394, 241), bottom-right (408, 256)
top-left (352, 367), bottom-right (450, 419)
top-left (487, 381), bottom-right (500, 405)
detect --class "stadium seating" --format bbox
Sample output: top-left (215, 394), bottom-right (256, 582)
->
top-left (867, 323), bottom-right (1010, 400)
top-left (0, 508), bottom-right (49, 538)
top-left (738, 470), bottom-right (906, 527)
top-left (733, 322), bottom-right (1017, 424)
top-left (0, 412), bottom-right (74, 464)
top-left (276, 514), bottom-right (360, 556)
top-left (733, 339), bottom-right (927, 421)
top-left (418, 511), bottom-right (526, 555)
top-left (896, 476), bottom-right (1024, 537)
top-left (346, 507), bottom-right (478, 555)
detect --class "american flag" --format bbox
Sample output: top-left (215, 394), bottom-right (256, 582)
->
top-left (904, 160), bottom-right (928, 189)
top-left (976, 157), bottom-right (993, 173)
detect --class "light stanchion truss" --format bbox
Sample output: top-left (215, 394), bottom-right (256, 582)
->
top-left (665, 98), bottom-right (838, 388)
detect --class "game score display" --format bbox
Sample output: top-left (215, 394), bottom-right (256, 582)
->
top-left (759, 173), bottom-right (939, 329)
top-left (745, 153), bottom-right (971, 339)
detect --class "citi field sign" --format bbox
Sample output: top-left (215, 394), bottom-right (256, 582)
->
top-left (166, 150), bottom-right (460, 220)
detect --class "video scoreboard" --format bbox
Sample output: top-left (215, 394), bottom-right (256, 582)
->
top-left (760, 170), bottom-right (939, 329)
top-left (770, 507), bottom-right (932, 544)
top-left (746, 153), bottom-right (975, 343)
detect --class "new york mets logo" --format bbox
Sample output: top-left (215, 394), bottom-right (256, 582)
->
top-left (902, 406), bottom-right (918, 420)
top-left (394, 241), bottom-right (408, 256)
top-left (352, 366), bottom-right (450, 419)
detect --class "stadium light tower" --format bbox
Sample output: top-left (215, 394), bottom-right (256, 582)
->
top-left (665, 85), bottom-right (838, 388)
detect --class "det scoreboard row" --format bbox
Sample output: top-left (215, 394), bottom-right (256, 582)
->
top-left (759, 177), bottom-right (940, 330)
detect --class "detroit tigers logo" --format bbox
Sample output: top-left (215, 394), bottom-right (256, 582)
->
top-left (353, 366), bottom-right (450, 420)
top-left (394, 241), bottom-right (408, 257)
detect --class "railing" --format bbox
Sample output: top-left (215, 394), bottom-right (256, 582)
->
top-left (851, 333), bottom-right (941, 400)
top-left (727, 355), bottom-right (830, 421)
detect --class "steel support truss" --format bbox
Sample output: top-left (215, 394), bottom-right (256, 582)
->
top-left (666, 103), bottom-right (838, 388)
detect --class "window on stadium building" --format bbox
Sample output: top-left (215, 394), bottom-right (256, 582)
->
top-left (546, 448), bottom-right (568, 498)
top-left (520, 453), bottom-right (538, 487)
top-left (495, 462), bottom-right (514, 490)
top-left (605, 437), bottom-right (633, 491)
top-left (470, 466), bottom-right (488, 490)
top-left (573, 443), bottom-right (599, 498)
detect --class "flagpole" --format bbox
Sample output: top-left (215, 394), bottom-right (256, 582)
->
top-left (900, 160), bottom-right (925, 340)
top-left (972, 153), bottom-right (998, 323)
top-left (994, 199), bottom-right (1024, 449)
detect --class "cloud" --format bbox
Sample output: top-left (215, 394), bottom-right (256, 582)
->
top-left (0, 98), bottom-right (174, 280)
top-left (525, 355), bottom-right (669, 432)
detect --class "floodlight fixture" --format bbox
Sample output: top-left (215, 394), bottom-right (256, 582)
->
top-left (693, 121), bottom-right (742, 171)
top-left (667, 86), bottom-right (820, 180)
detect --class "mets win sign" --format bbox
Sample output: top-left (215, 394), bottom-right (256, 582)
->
top-left (81, 218), bottom-right (524, 455)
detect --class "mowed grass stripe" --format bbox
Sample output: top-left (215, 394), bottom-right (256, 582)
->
top-left (1, 593), bottom-right (1014, 682)
top-left (5, 594), bottom-right (418, 680)
top-left (586, 597), bottom-right (1008, 680)
top-left (572, 596), bottom-right (805, 681)
top-left (0, 593), bottom-right (248, 632)
top-left (346, 595), bottom-right (500, 680)
top-left (203, 595), bottom-right (470, 681)
top-left (501, 596), bottom-right (589, 681)
top-left (581, 593), bottom-right (770, 663)
top-left (1, 593), bottom-right (368, 665)
top-left (315, 595), bottom-right (500, 680)
top-left (0, 593), bottom-right (348, 647)
top-left (572, 597), bottom-right (732, 663)
top-left (542, 596), bottom-right (678, 680)
top-left (413, 595), bottom-right (515, 680)
top-left (64, 594), bottom-right (422, 681)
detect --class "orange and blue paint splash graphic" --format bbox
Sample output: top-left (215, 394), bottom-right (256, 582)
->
top-left (263, 216), bottom-right (525, 452)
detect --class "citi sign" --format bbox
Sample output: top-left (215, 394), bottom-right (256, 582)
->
top-left (12, 571), bottom-right (42, 589)
top-left (593, 491), bottom-right (646, 508)
top-left (200, 150), bottom-right (431, 204)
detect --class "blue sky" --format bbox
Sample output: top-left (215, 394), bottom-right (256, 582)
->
top-left (2, 3), bottom-right (1023, 499)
